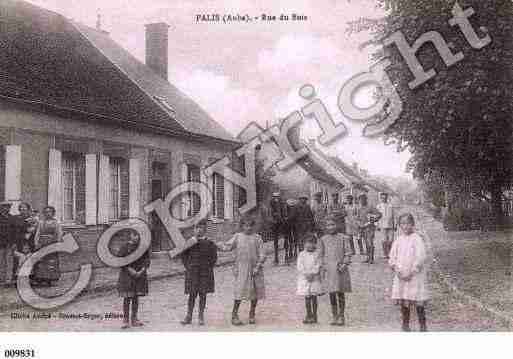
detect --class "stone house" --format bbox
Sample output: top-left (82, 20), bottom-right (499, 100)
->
top-left (0, 0), bottom-right (244, 270)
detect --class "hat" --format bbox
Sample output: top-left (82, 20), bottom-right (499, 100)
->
top-left (299, 194), bottom-right (309, 199)
top-left (0, 201), bottom-right (12, 207)
top-left (272, 192), bottom-right (280, 197)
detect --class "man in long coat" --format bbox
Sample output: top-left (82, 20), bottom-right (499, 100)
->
top-left (328, 193), bottom-right (347, 235)
top-left (269, 192), bottom-right (287, 265)
top-left (294, 195), bottom-right (315, 252)
top-left (311, 192), bottom-right (327, 236)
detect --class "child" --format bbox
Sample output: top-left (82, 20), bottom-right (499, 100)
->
top-left (318, 216), bottom-right (352, 326)
top-left (217, 216), bottom-right (266, 326)
top-left (13, 242), bottom-right (32, 285)
top-left (296, 233), bottom-right (323, 324)
top-left (388, 213), bottom-right (429, 332)
top-left (118, 231), bottom-right (150, 329)
top-left (180, 220), bottom-right (218, 326)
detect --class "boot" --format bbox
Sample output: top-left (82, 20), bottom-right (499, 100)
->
top-left (311, 297), bottom-right (318, 324)
top-left (337, 293), bottom-right (346, 326)
top-left (248, 300), bottom-right (257, 324)
top-left (231, 300), bottom-right (244, 326)
top-left (181, 294), bottom-right (195, 325)
top-left (401, 306), bottom-right (411, 332)
top-left (369, 246), bottom-right (375, 264)
top-left (303, 297), bottom-right (313, 324)
top-left (330, 303), bottom-right (338, 326)
top-left (416, 306), bottom-right (427, 332)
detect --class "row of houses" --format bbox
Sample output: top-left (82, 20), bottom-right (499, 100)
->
top-left (0, 0), bottom-right (246, 269)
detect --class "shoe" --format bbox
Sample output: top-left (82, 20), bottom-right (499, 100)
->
top-left (248, 317), bottom-right (256, 325)
top-left (121, 322), bottom-right (130, 329)
top-left (231, 316), bottom-right (244, 326)
top-left (180, 316), bottom-right (192, 325)
top-left (131, 320), bottom-right (144, 327)
top-left (337, 315), bottom-right (345, 326)
top-left (303, 316), bottom-right (312, 324)
top-left (330, 317), bottom-right (338, 326)
top-left (198, 317), bottom-right (205, 326)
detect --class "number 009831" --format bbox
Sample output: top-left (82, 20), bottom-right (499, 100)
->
top-left (4, 350), bottom-right (35, 358)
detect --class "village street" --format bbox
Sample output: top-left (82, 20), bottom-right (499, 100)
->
top-left (0, 207), bottom-right (507, 331)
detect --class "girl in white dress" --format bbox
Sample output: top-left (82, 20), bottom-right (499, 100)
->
top-left (297, 234), bottom-right (324, 324)
top-left (388, 213), bottom-right (429, 332)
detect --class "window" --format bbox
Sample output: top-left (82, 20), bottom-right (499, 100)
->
top-left (212, 173), bottom-right (225, 219)
top-left (186, 164), bottom-right (201, 217)
top-left (109, 158), bottom-right (122, 220)
top-left (61, 152), bottom-right (85, 223)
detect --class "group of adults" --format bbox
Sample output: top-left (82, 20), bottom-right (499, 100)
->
top-left (268, 191), bottom-right (396, 265)
top-left (0, 202), bottom-right (62, 288)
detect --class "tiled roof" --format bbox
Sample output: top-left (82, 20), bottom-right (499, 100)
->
top-left (0, 0), bottom-right (238, 144)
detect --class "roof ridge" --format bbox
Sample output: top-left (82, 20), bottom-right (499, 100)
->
top-left (69, 20), bottom-right (189, 134)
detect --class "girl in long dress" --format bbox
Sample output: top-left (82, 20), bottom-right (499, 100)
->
top-left (33, 206), bottom-right (62, 286)
top-left (318, 216), bottom-right (352, 326)
top-left (296, 233), bottom-right (324, 324)
top-left (217, 216), bottom-right (266, 326)
top-left (388, 213), bottom-right (429, 332)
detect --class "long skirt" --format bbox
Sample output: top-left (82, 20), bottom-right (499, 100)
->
top-left (33, 235), bottom-right (60, 282)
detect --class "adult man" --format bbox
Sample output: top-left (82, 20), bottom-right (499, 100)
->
top-left (284, 198), bottom-right (297, 263)
top-left (269, 192), bottom-right (286, 265)
top-left (377, 192), bottom-right (395, 259)
top-left (343, 195), bottom-right (358, 255)
top-left (311, 192), bottom-right (327, 236)
top-left (328, 193), bottom-right (347, 235)
top-left (356, 194), bottom-right (382, 264)
top-left (294, 195), bottom-right (315, 252)
top-left (0, 201), bottom-right (14, 287)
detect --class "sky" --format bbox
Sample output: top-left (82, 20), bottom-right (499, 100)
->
top-left (27, 0), bottom-right (412, 179)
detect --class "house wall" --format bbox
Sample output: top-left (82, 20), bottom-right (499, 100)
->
top-left (0, 99), bottom-right (241, 270)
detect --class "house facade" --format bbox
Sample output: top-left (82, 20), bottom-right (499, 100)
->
top-left (0, 1), bottom-right (244, 270)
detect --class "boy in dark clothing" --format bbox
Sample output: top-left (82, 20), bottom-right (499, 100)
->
top-left (180, 220), bottom-right (218, 326)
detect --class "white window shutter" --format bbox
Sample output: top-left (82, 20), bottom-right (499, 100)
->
top-left (85, 154), bottom-right (97, 225)
top-left (224, 168), bottom-right (233, 220)
top-left (201, 166), bottom-right (210, 217)
top-left (47, 148), bottom-right (62, 220)
top-left (128, 158), bottom-right (140, 218)
top-left (98, 154), bottom-right (110, 224)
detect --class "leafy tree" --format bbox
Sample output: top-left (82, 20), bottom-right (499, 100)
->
top-left (350, 0), bottom-right (513, 223)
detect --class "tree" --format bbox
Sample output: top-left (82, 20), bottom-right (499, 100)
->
top-left (350, 0), bottom-right (513, 224)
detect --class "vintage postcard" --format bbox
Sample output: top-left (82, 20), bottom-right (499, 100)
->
top-left (0, 0), bottom-right (512, 353)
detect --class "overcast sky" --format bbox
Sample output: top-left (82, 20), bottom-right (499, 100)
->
top-left (27, 0), bottom-right (412, 179)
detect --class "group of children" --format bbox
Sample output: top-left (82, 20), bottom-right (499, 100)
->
top-left (118, 211), bottom-right (429, 331)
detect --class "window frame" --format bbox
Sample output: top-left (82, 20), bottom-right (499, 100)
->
top-left (61, 152), bottom-right (78, 224)
top-left (109, 157), bottom-right (123, 221)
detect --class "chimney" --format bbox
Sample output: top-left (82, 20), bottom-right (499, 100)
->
top-left (145, 22), bottom-right (170, 81)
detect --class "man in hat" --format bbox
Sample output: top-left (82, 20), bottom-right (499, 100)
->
top-left (0, 201), bottom-right (14, 286)
top-left (328, 192), bottom-right (347, 235)
top-left (356, 194), bottom-right (382, 264)
top-left (376, 192), bottom-right (395, 259)
top-left (294, 195), bottom-right (315, 252)
top-left (344, 195), bottom-right (359, 255)
top-left (269, 192), bottom-right (286, 265)
top-left (311, 192), bottom-right (327, 236)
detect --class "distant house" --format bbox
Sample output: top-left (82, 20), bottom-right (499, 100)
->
top-left (0, 0), bottom-right (245, 268)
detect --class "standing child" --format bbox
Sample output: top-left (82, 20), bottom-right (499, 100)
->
top-left (388, 213), bottom-right (429, 332)
top-left (13, 242), bottom-right (33, 285)
top-left (297, 233), bottom-right (324, 324)
top-left (180, 220), bottom-right (218, 326)
top-left (319, 216), bottom-right (352, 326)
top-left (217, 216), bottom-right (266, 326)
top-left (118, 231), bottom-right (150, 329)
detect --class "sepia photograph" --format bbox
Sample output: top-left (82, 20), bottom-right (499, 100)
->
top-left (0, 0), bottom-right (512, 356)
